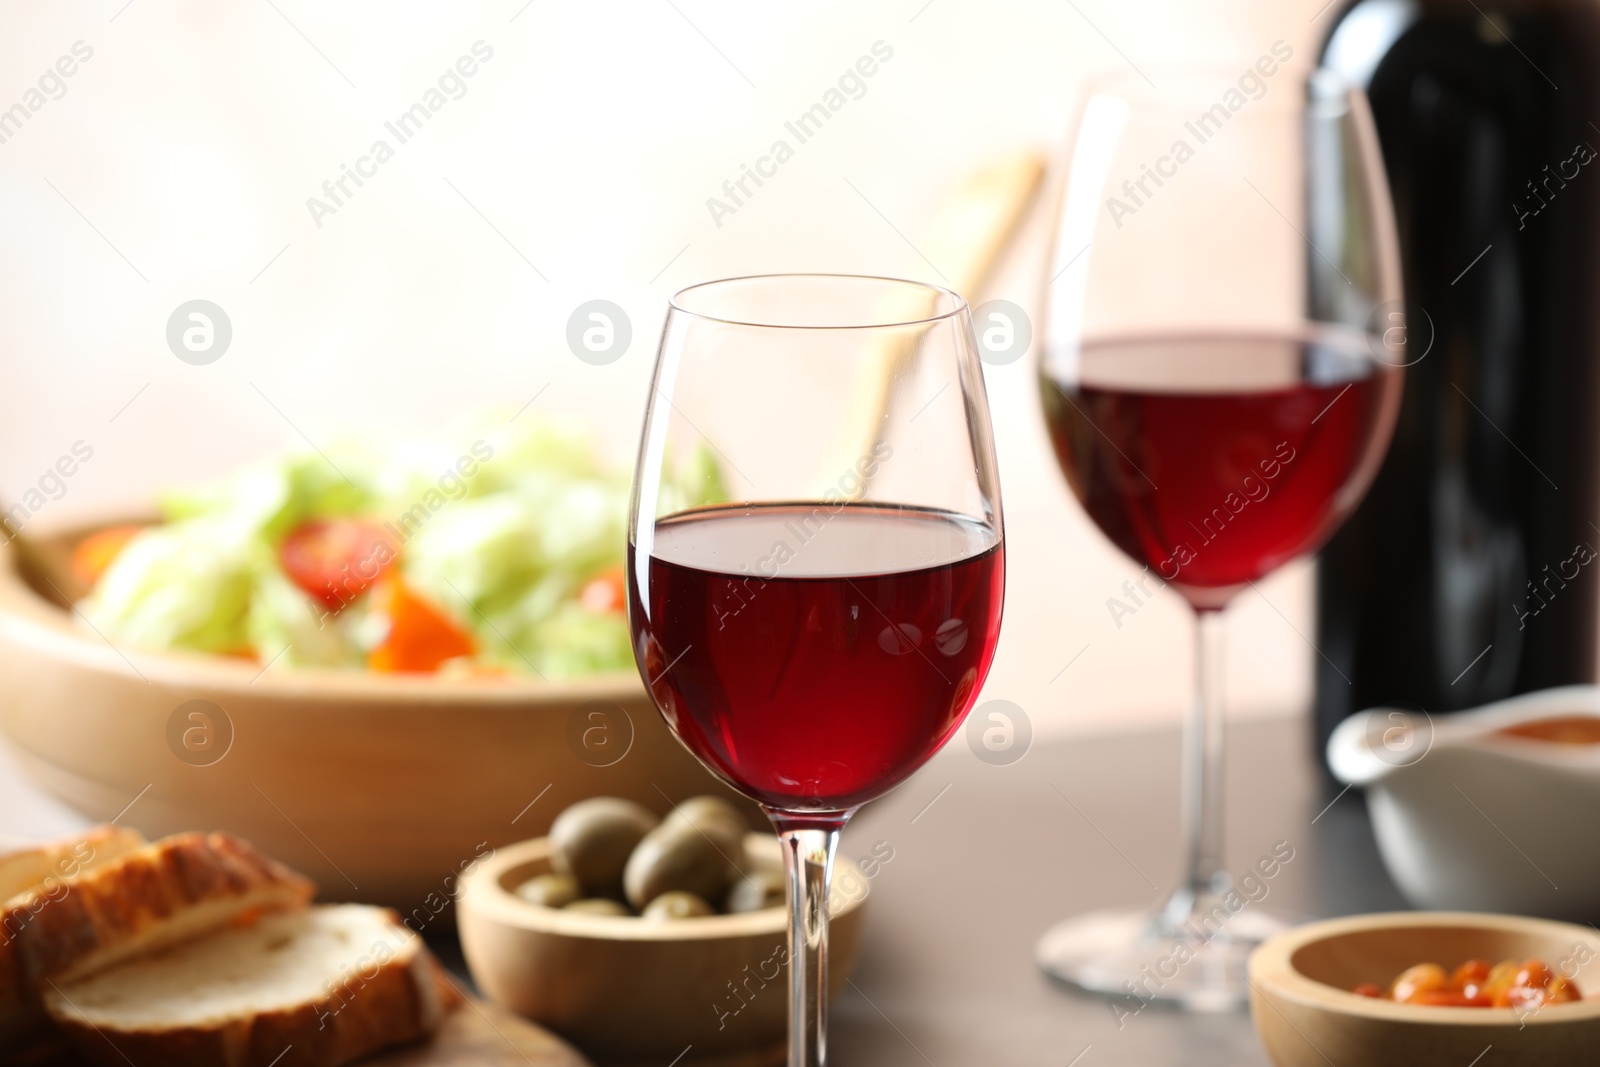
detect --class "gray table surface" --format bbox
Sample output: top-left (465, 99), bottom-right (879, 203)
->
top-left (824, 716), bottom-right (1402, 1067)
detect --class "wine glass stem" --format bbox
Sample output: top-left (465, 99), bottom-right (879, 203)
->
top-left (1180, 607), bottom-right (1228, 899)
top-left (774, 821), bottom-right (842, 1067)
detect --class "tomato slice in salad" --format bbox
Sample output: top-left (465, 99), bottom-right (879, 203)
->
top-left (580, 565), bottom-right (626, 614)
top-left (368, 578), bottom-right (477, 673)
top-left (280, 519), bottom-right (398, 609)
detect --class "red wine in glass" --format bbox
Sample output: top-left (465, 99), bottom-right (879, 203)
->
top-left (629, 502), bottom-right (1004, 813)
top-left (1040, 332), bottom-right (1400, 610)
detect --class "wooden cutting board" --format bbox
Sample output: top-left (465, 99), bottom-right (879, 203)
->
top-left (24, 997), bottom-right (593, 1067)
top-left (373, 999), bottom-right (591, 1067)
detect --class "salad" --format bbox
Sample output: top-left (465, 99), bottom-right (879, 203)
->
top-left (73, 419), bottom-right (722, 677)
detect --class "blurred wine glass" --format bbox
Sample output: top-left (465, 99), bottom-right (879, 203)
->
top-left (1034, 69), bottom-right (1404, 1009)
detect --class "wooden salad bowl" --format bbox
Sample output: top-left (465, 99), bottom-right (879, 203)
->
top-left (0, 519), bottom-right (754, 911)
top-left (1249, 911), bottom-right (1600, 1066)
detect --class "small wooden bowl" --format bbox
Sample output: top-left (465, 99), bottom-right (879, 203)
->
top-left (457, 833), bottom-right (869, 1067)
top-left (1249, 912), bottom-right (1600, 1065)
top-left (0, 520), bottom-right (755, 908)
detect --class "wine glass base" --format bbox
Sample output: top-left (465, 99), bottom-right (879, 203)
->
top-left (1035, 901), bottom-right (1287, 1013)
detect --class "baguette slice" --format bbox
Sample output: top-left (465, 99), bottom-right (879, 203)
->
top-left (14, 831), bottom-right (316, 983)
top-left (0, 826), bottom-right (146, 904)
top-left (0, 826), bottom-right (148, 1051)
top-left (0, 832), bottom-right (315, 1051)
top-left (43, 904), bottom-right (458, 1067)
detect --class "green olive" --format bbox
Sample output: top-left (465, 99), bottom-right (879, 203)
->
top-left (514, 872), bottom-right (581, 909)
top-left (725, 868), bottom-right (787, 914)
top-left (549, 797), bottom-right (659, 899)
top-left (743, 843), bottom-right (784, 879)
top-left (641, 891), bottom-right (716, 920)
top-left (664, 795), bottom-right (749, 855)
top-left (563, 897), bottom-right (631, 917)
top-left (624, 818), bottom-right (744, 910)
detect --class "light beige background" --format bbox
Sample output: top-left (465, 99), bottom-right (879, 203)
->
top-left (0, 0), bottom-right (1345, 741)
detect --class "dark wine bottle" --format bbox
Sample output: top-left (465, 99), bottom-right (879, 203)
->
top-left (1314, 0), bottom-right (1600, 764)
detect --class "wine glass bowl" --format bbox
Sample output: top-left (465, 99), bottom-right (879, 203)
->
top-left (628, 274), bottom-right (1005, 1065)
top-left (1040, 327), bottom-right (1401, 611)
top-left (632, 502), bottom-right (1003, 814)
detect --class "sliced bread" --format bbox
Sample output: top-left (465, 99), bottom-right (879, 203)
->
top-left (0, 826), bottom-right (146, 904)
top-left (43, 904), bottom-right (458, 1067)
top-left (0, 831), bottom-right (316, 1052)
top-left (0, 826), bottom-right (148, 1050)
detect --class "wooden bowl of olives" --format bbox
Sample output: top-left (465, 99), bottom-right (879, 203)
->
top-left (456, 795), bottom-right (870, 1067)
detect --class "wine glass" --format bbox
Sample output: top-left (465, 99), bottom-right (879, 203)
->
top-left (1034, 70), bottom-right (1405, 1009)
top-left (628, 274), bottom-right (1005, 1065)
